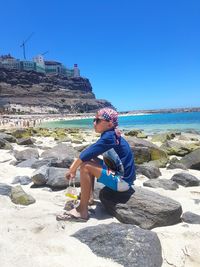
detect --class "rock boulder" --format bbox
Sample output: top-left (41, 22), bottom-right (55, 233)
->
top-left (99, 186), bottom-right (182, 229)
top-left (73, 222), bottom-right (163, 267)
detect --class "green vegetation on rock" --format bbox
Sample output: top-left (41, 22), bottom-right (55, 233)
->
top-left (10, 185), bottom-right (36, 205)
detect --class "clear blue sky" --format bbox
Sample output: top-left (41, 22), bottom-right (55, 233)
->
top-left (1, 0), bottom-right (200, 111)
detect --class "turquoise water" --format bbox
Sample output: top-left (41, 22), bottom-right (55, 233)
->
top-left (42, 112), bottom-right (200, 133)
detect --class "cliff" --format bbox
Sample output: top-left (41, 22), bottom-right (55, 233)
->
top-left (0, 68), bottom-right (113, 114)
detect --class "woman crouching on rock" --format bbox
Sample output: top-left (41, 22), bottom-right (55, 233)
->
top-left (56, 107), bottom-right (136, 222)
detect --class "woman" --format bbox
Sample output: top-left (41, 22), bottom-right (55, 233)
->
top-left (56, 108), bottom-right (135, 222)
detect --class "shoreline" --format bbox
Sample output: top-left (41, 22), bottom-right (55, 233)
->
top-left (0, 112), bottom-right (150, 130)
top-left (0, 111), bottom-right (200, 134)
top-left (0, 107), bottom-right (200, 130)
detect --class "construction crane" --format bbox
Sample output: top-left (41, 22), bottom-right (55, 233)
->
top-left (20, 32), bottom-right (34, 60)
top-left (41, 51), bottom-right (49, 56)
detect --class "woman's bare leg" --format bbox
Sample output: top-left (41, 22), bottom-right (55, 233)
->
top-left (67, 161), bottom-right (102, 219)
top-left (80, 157), bottom-right (102, 205)
top-left (88, 176), bottom-right (95, 205)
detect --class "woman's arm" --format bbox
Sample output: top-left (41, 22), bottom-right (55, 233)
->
top-left (65, 158), bottom-right (83, 180)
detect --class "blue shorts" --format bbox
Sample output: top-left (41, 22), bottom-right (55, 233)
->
top-left (97, 161), bottom-right (130, 192)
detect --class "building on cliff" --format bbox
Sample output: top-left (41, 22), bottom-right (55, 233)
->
top-left (0, 54), bottom-right (80, 78)
top-left (73, 64), bottom-right (80, 77)
top-left (0, 54), bottom-right (21, 70)
top-left (44, 60), bottom-right (67, 75)
top-left (33, 55), bottom-right (46, 73)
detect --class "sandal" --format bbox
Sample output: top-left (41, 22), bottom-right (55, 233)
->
top-left (56, 213), bottom-right (88, 222)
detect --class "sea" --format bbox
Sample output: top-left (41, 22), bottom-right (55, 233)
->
top-left (42, 111), bottom-right (200, 134)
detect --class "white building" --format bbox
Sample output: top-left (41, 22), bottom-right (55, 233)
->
top-left (73, 64), bottom-right (80, 77)
top-left (0, 54), bottom-right (20, 70)
top-left (33, 54), bottom-right (45, 65)
top-left (33, 55), bottom-right (45, 73)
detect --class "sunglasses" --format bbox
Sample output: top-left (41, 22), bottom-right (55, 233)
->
top-left (93, 118), bottom-right (109, 124)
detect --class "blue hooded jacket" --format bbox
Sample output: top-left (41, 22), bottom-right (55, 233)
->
top-left (79, 129), bottom-right (136, 186)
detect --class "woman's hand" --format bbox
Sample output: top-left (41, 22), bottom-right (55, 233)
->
top-left (65, 158), bottom-right (82, 180)
top-left (65, 169), bottom-right (76, 180)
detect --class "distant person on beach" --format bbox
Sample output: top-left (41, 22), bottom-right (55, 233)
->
top-left (56, 108), bottom-right (136, 222)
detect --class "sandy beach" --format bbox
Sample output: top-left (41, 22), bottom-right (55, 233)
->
top-left (0, 133), bottom-right (122, 267)
top-left (0, 128), bottom-right (200, 267)
top-left (0, 112), bottom-right (151, 130)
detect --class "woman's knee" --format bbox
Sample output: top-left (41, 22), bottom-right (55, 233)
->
top-left (80, 161), bottom-right (93, 173)
top-left (80, 161), bottom-right (101, 177)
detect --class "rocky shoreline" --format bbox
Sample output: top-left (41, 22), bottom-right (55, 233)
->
top-left (0, 127), bottom-right (200, 267)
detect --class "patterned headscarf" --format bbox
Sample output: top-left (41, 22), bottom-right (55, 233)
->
top-left (97, 108), bottom-right (119, 127)
top-left (97, 108), bottom-right (121, 141)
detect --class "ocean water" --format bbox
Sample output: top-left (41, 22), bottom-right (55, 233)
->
top-left (42, 112), bottom-right (200, 134)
